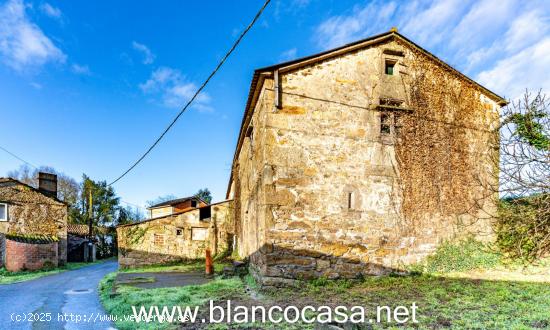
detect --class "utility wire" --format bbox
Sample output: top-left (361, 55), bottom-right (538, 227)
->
top-left (0, 144), bottom-right (144, 208)
top-left (0, 145), bottom-right (38, 169)
top-left (108, 0), bottom-right (271, 186)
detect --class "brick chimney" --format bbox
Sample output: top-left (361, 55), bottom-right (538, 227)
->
top-left (38, 172), bottom-right (58, 198)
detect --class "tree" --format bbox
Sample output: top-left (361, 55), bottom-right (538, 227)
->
top-left (7, 165), bottom-right (80, 205)
top-left (72, 175), bottom-right (120, 226)
top-left (498, 90), bottom-right (550, 260)
top-left (195, 188), bottom-right (212, 204)
top-left (117, 205), bottom-right (145, 225)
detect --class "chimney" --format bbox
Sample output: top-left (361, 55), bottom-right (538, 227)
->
top-left (38, 172), bottom-right (58, 198)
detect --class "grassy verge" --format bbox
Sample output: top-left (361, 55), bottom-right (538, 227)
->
top-left (119, 260), bottom-right (227, 274)
top-left (0, 258), bottom-right (111, 285)
top-left (99, 272), bottom-right (245, 330)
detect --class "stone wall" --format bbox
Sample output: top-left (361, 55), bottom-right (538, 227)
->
top-left (117, 201), bottom-right (234, 268)
top-left (5, 238), bottom-right (58, 272)
top-left (230, 37), bottom-right (501, 286)
top-left (0, 180), bottom-right (67, 267)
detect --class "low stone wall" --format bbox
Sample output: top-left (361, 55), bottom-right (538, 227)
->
top-left (5, 238), bottom-right (58, 272)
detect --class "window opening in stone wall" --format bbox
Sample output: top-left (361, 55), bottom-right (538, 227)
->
top-left (191, 200), bottom-right (197, 208)
top-left (380, 113), bottom-right (391, 134)
top-left (199, 206), bottom-right (211, 221)
top-left (347, 192), bottom-right (353, 209)
top-left (176, 229), bottom-right (183, 236)
top-left (0, 203), bottom-right (7, 221)
top-left (385, 60), bottom-right (395, 75)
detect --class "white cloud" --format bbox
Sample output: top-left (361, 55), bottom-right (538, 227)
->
top-left (0, 0), bottom-right (66, 71)
top-left (140, 67), bottom-right (212, 112)
top-left (313, 0), bottom-right (550, 101)
top-left (477, 38), bottom-right (550, 99)
top-left (71, 63), bottom-right (90, 75)
top-left (315, 1), bottom-right (397, 49)
top-left (132, 41), bottom-right (155, 64)
top-left (39, 3), bottom-right (61, 19)
top-left (279, 48), bottom-right (297, 61)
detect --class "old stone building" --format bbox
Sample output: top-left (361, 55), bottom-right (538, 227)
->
top-left (227, 29), bottom-right (507, 285)
top-left (0, 173), bottom-right (68, 270)
top-left (117, 200), bottom-right (234, 268)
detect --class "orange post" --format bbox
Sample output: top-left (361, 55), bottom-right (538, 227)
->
top-left (205, 249), bottom-right (213, 275)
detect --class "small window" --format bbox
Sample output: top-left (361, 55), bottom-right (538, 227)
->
top-left (380, 113), bottom-right (391, 134)
top-left (176, 229), bottom-right (183, 236)
top-left (191, 200), bottom-right (197, 208)
top-left (347, 192), bottom-right (353, 210)
top-left (199, 206), bottom-right (211, 221)
top-left (0, 203), bottom-right (7, 221)
top-left (385, 61), bottom-right (395, 75)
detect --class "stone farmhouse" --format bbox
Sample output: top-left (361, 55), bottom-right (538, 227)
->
top-left (226, 29), bottom-right (506, 286)
top-left (117, 198), bottom-right (233, 268)
top-left (0, 173), bottom-right (68, 271)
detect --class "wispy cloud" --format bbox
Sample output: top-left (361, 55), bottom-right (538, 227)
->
top-left (39, 3), bottom-right (61, 19)
top-left (71, 63), bottom-right (91, 75)
top-left (0, 0), bottom-right (66, 71)
top-left (139, 67), bottom-right (212, 112)
top-left (279, 48), bottom-right (297, 61)
top-left (132, 41), bottom-right (155, 64)
top-left (314, 0), bottom-right (550, 99)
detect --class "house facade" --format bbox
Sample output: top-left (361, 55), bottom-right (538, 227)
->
top-left (0, 173), bottom-right (68, 270)
top-left (227, 30), bottom-right (506, 286)
top-left (147, 196), bottom-right (207, 219)
top-left (117, 200), bottom-right (234, 268)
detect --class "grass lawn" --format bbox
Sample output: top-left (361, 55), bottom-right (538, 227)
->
top-left (0, 258), bottom-right (111, 285)
top-left (100, 256), bottom-right (550, 330)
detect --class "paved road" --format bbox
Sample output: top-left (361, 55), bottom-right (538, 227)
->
top-left (0, 260), bottom-right (118, 330)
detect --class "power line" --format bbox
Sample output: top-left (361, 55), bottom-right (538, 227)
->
top-left (0, 144), bottom-right (145, 209)
top-left (108, 0), bottom-right (272, 186)
top-left (0, 145), bottom-right (38, 169)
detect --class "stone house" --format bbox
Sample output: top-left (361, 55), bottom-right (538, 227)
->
top-left (0, 173), bottom-right (68, 270)
top-left (226, 29), bottom-right (507, 286)
top-left (117, 200), bottom-right (234, 268)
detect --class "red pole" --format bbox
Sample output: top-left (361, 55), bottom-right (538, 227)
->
top-left (205, 249), bottom-right (213, 275)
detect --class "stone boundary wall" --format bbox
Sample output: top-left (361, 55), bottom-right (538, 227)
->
top-left (5, 238), bottom-right (58, 272)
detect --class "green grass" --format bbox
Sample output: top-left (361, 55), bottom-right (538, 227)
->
top-left (274, 273), bottom-right (550, 329)
top-left (99, 272), bottom-right (245, 330)
top-left (0, 259), bottom-right (110, 285)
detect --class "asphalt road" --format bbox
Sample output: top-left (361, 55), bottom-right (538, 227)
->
top-left (0, 260), bottom-right (118, 330)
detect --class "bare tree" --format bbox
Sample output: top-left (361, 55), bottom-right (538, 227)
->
top-left (498, 90), bottom-right (550, 260)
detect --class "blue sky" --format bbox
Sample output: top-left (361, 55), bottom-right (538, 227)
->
top-left (0, 0), bottom-right (549, 209)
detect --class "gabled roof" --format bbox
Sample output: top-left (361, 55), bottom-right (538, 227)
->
top-left (0, 177), bottom-right (67, 205)
top-left (147, 196), bottom-right (206, 209)
top-left (226, 29), bottom-right (508, 198)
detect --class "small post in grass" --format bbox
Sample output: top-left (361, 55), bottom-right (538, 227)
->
top-left (205, 249), bottom-right (213, 276)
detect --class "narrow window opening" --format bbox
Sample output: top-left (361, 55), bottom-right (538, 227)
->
top-left (385, 60), bottom-right (395, 75)
top-left (0, 203), bottom-right (7, 221)
top-left (191, 200), bottom-right (197, 208)
top-left (176, 229), bottom-right (183, 236)
top-left (199, 206), bottom-right (212, 221)
top-left (347, 192), bottom-right (353, 210)
top-left (380, 113), bottom-right (391, 134)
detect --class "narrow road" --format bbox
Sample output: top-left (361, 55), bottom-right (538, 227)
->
top-left (0, 260), bottom-right (118, 330)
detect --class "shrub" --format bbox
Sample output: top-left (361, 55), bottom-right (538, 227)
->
top-left (497, 196), bottom-right (550, 261)
top-left (420, 238), bottom-right (501, 273)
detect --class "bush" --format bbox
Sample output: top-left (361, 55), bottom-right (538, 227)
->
top-left (418, 238), bottom-right (501, 273)
top-left (497, 197), bottom-right (550, 261)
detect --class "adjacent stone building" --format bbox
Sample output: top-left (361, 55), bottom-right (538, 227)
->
top-left (117, 199), bottom-right (234, 268)
top-left (0, 173), bottom-right (68, 270)
top-left (227, 30), bottom-right (507, 285)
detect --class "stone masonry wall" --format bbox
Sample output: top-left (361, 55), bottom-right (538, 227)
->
top-left (5, 239), bottom-right (58, 272)
top-left (0, 181), bottom-right (67, 267)
top-left (117, 201), bottom-right (234, 268)
top-left (232, 37), bottom-right (500, 286)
